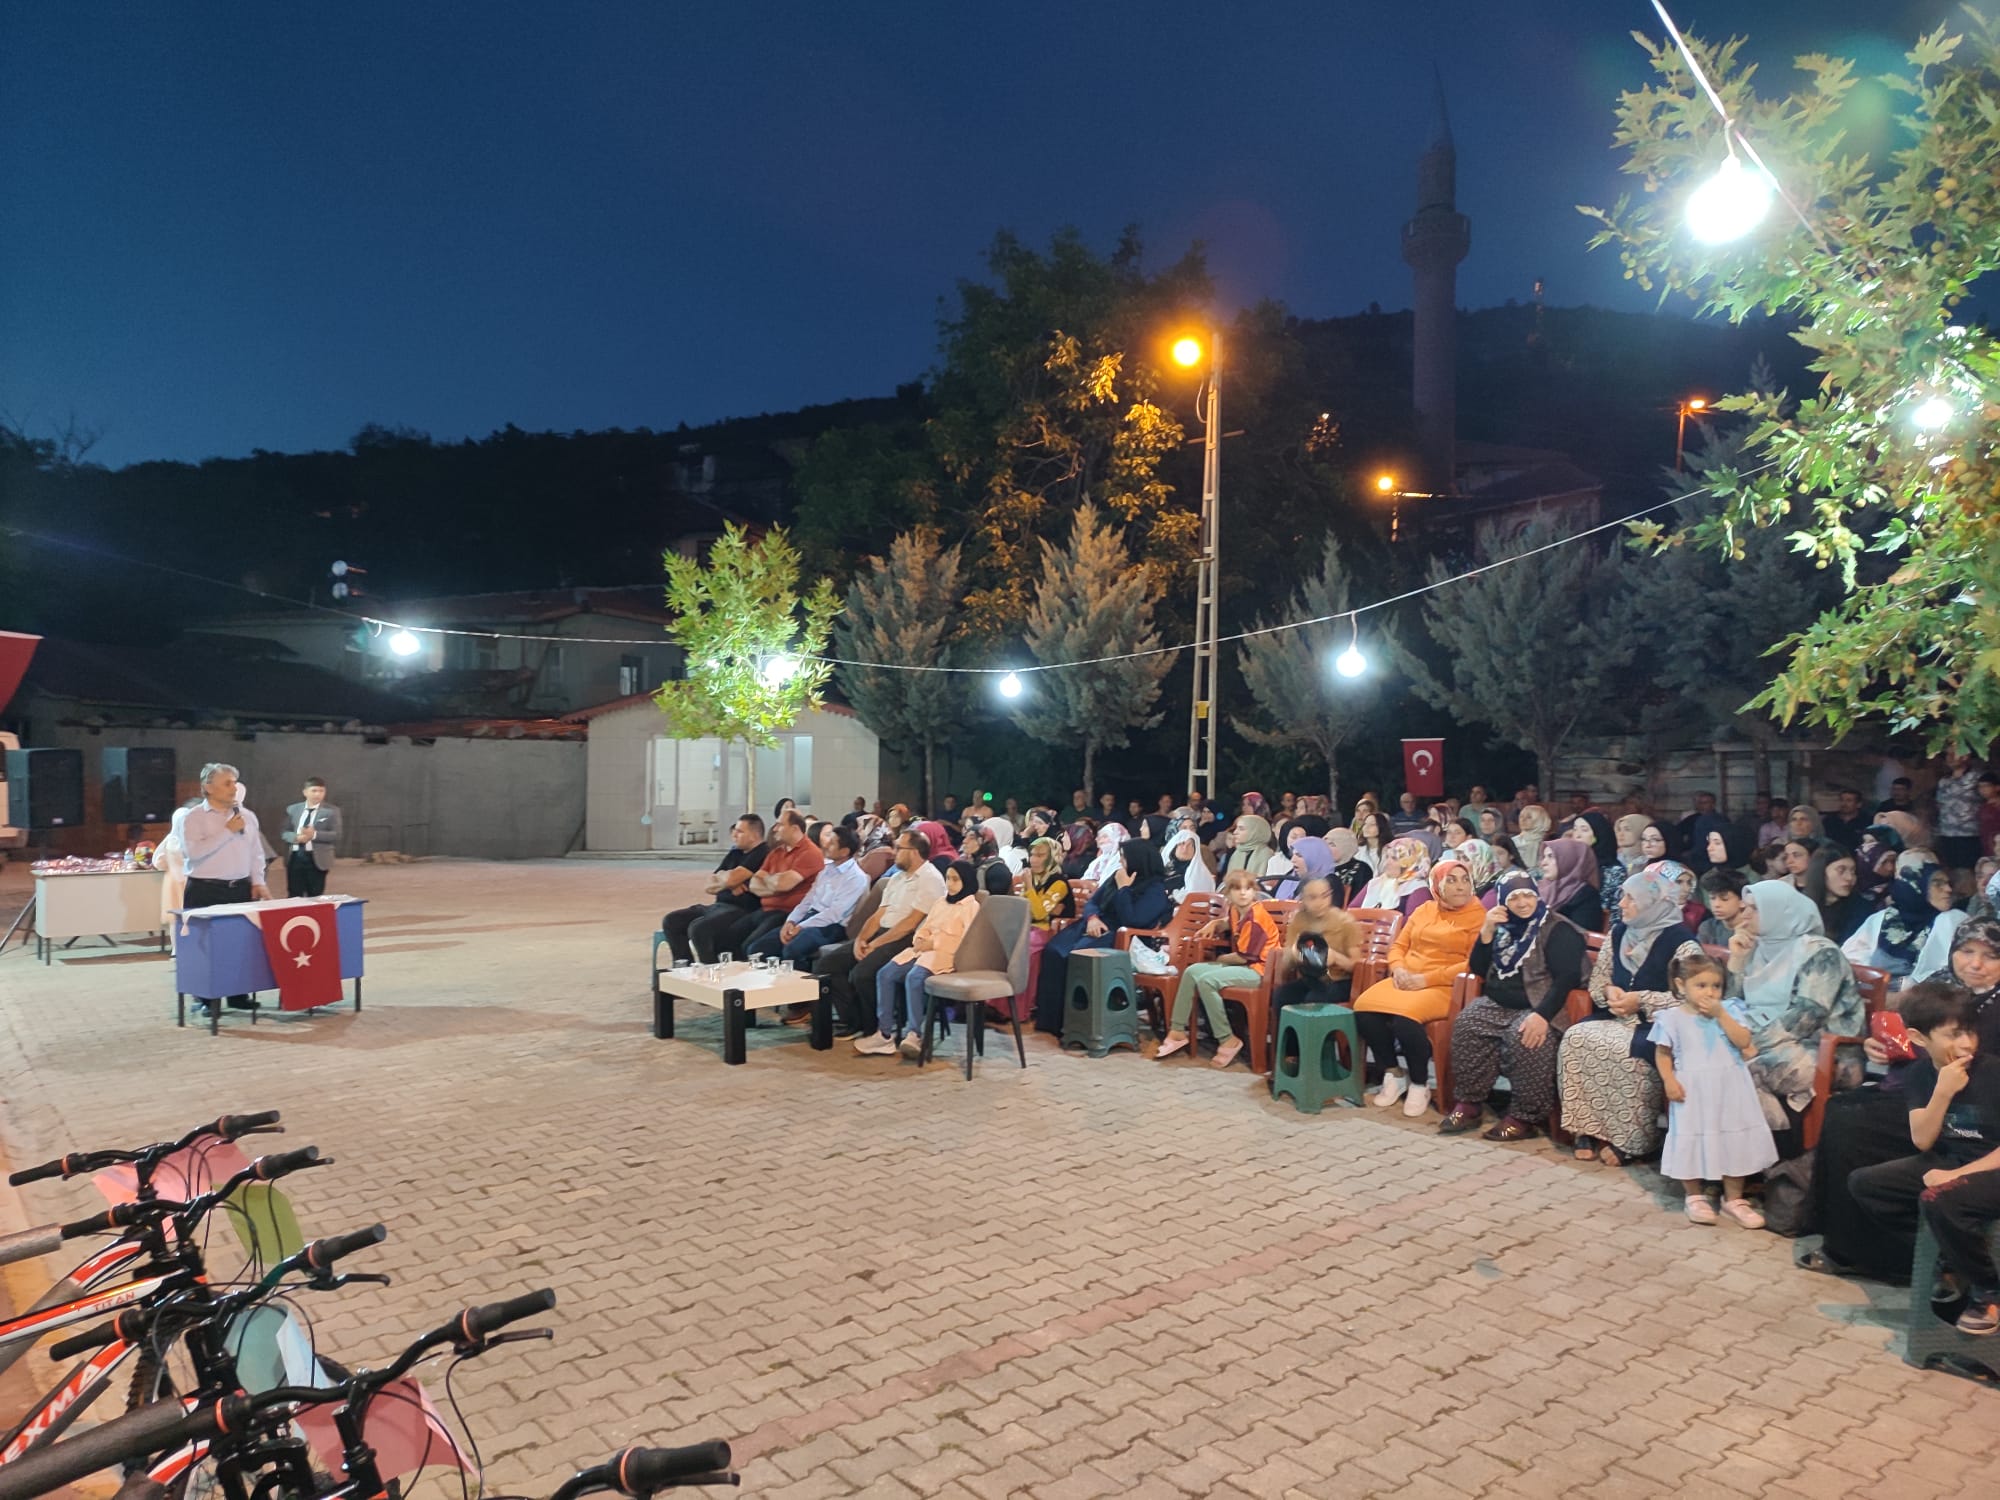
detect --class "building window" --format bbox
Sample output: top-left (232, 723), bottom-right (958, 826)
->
top-left (543, 645), bottom-right (566, 690)
top-left (473, 637), bottom-right (499, 671)
top-left (620, 654), bottom-right (646, 696)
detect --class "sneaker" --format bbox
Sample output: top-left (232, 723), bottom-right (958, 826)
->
top-left (1719, 1198), bottom-right (1766, 1230)
top-left (1402, 1084), bottom-right (1432, 1118)
top-left (898, 1032), bottom-right (925, 1059)
top-left (1933, 1269), bottom-right (1966, 1305)
top-left (852, 1033), bottom-right (897, 1056)
top-left (1684, 1196), bottom-right (1718, 1226)
top-left (1956, 1300), bottom-right (2000, 1336)
top-left (1372, 1070), bottom-right (1409, 1108)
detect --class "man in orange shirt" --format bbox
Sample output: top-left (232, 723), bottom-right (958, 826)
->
top-left (711, 808), bottom-right (824, 958)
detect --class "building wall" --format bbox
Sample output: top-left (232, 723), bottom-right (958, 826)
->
top-left (584, 703), bottom-right (880, 851)
top-left (25, 707), bottom-right (584, 860)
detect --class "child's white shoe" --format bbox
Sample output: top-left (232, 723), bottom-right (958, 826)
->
top-left (1720, 1198), bottom-right (1765, 1230)
top-left (1683, 1195), bottom-right (1718, 1225)
top-left (1402, 1084), bottom-right (1431, 1118)
top-left (1372, 1070), bottom-right (1408, 1108)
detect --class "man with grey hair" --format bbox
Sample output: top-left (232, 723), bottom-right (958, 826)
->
top-left (171, 762), bottom-right (271, 1015)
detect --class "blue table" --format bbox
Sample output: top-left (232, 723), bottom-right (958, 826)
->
top-left (171, 900), bottom-right (366, 1034)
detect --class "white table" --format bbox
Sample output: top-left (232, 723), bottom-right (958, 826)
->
top-left (651, 960), bottom-right (831, 1064)
top-left (34, 869), bottom-right (167, 962)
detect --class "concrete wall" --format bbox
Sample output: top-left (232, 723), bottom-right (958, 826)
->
top-left (585, 702), bottom-right (880, 852)
top-left (26, 712), bottom-right (584, 859)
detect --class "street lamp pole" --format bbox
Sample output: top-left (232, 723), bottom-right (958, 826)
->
top-left (1187, 329), bottom-right (1221, 805)
top-left (1675, 396), bottom-right (1708, 473)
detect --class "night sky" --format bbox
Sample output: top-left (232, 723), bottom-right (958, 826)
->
top-left (1, 2), bottom-right (1945, 467)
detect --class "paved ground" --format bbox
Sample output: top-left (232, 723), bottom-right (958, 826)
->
top-left (2, 857), bottom-right (1997, 1500)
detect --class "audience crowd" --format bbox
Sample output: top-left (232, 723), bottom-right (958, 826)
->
top-left (663, 761), bottom-right (2000, 1340)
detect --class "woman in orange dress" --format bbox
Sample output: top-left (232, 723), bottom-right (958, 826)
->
top-left (1352, 857), bottom-right (1487, 1118)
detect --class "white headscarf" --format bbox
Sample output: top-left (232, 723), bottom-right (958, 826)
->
top-left (982, 816), bottom-right (1026, 873)
top-left (1081, 823), bottom-right (1131, 885)
top-left (1163, 825), bottom-right (1216, 900)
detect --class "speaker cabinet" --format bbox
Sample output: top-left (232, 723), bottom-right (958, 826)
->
top-left (3, 748), bottom-right (85, 829)
top-left (102, 747), bottom-right (179, 824)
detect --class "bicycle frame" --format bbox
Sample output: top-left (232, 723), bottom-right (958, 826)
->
top-left (0, 1337), bottom-right (146, 1463)
top-left (0, 1238), bottom-right (151, 1381)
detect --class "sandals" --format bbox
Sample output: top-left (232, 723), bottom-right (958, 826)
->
top-left (1482, 1116), bottom-right (1541, 1143)
top-left (1796, 1248), bottom-right (1856, 1278)
top-left (1596, 1144), bottom-right (1629, 1167)
top-left (1437, 1103), bottom-right (1485, 1135)
top-left (1155, 1034), bottom-right (1190, 1060)
top-left (1211, 1038), bottom-right (1245, 1070)
top-left (1573, 1136), bottom-right (1599, 1162)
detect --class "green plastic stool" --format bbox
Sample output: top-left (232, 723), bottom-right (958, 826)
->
top-left (1271, 1004), bottom-right (1364, 1113)
top-left (1905, 1218), bottom-right (2000, 1380)
top-left (1062, 948), bottom-right (1141, 1057)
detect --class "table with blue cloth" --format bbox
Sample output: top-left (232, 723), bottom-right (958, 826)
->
top-left (171, 899), bottom-right (366, 1035)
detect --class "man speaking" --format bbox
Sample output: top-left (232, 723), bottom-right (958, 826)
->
top-left (173, 761), bottom-right (270, 1014)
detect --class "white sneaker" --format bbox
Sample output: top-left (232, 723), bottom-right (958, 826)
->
top-left (1372, 1070), bottom-right (1409, 1108)
top-left (853, 1033), bottom-right (897, 1056)
top-left (898, 1032), bottom-right (925, 1059)
top-left (1402, 1084), bottom-right (1431, 1118)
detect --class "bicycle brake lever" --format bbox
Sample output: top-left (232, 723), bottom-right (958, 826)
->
top-left (476, 1328), bottom-right (554, 1350)
top-left (333, 1272), bottom-right (393, 1289)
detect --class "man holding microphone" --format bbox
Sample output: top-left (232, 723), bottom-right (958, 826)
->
top-left (172, 761), bottom-right (270, 1015)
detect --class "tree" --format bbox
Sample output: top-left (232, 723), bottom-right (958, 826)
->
top-left (1396, 518), bottom-right (1637, 795)
top-left (1581, 18), bottom-right (2000, 753)
top-left (835, 529), bottom-right (968, 811)
top-left (1235, 536), bottom-right (1381, 807)
top-left (1012, 503), bottom-right (1177, 801)
top-left (653, 523), bottom-right (839, 812)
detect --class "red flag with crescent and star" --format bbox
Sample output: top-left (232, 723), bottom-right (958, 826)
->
top-left (1402, 738), bottom-right (1445, 799)
top-left (252, 901), bottom-right (344, 1010)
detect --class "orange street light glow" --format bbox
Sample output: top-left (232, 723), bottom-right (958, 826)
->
top-left (1171, 336), bottom-right (1203, 368)
top-left (1374, 473), bottom-right (1396, 493)
top-left (1686, 397), bottom-right (1708, 411)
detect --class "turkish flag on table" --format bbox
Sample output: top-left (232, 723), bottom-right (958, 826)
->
top-left (251, 900), bottom-right (345, 1010)
top-left (1402, 738), bottom-right (1445, 799)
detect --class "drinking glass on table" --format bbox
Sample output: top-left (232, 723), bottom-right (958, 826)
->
top-left (719, 952), bottom-right (734, 970)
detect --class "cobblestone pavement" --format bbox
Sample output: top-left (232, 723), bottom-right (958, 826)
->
top-left (2, 857), bottom-right (1997, 1500)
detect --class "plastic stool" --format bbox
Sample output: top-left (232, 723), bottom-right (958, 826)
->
top-left (1905, 1219), bottom-right (2000, 1380)
top-left (1062, 948), bottom-right (1141, 1057)
top-left (1271, 1004), bottom-right (1364, 1113)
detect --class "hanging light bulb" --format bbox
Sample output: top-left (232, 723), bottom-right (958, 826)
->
top-left (1334, 614), bottom-right (1367, 678)
top-left (1910, 395), bottom-right (1954, 432)
top-left (997, 671), bottom-right (1023, 699)
top-left (388, 629), bottom-right (422, 658)
top-left (760, 653), bottom-right (800, 686)
top-left (1685, 151), bottom-right (1772, 244)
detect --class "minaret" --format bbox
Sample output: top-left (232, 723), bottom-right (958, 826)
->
top-left (1400, 77), bottom-right (1471, 494)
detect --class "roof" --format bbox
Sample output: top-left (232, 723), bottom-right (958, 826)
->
top-left (21, 637), bottom-right (423, 726)
top-left (563, 689), bottom-right (858, 724)
top-left (213, 585), bottom-right (672, 632)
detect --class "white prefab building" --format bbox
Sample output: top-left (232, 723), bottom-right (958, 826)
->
top-left (571, 693), bottom-right (881, 852)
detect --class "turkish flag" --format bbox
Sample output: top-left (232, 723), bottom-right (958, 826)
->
top-left (253, 901), bottom-right (345, 1010)
top-left (1402, 738), bottom-right (1445, 799)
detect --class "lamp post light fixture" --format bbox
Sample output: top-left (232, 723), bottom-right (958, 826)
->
top-left (1675, 396), bottom-right (1710, 473)
top-left (1372, 472), bottom-right (1447, 544)
top-left (1172, 329), bottom-right (1222, 805)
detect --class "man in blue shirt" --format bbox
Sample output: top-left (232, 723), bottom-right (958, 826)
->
top-left (750, 824), bottom-right (868, 970)
top-left (171, 762), bottom-right (271, 1015)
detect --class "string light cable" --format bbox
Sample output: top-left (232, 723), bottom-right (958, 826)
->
top-left (0, 460), bottom-right (1775, 677)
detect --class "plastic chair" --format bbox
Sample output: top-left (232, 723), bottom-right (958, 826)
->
top-left (1212, 899), bottom-right (1298, 1074)
top-left (1906, 1219), bottom-right (2000, 1380)
top-left (1803, 962), bottom-right (1889, 1150)
top-left (921, 895), bottom-right (1032, 1078)
top-left (1116, 894), bottom-right (1220, 1036)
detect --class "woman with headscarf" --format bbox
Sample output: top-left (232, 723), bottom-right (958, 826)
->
top-left (1353, 858), bottom-right (1488, 1117)
top-left (1476, 806), bottom-right (1508, 844)
top-left (1803, 845), bottom-right (1870, 944)
top-left (982, 815), bottom-right (1028, 876)
top-left (1440, 869), bottom-right (1593, 1140)
top-left (1350, 837), bottom-right (1434, 919)
top-left (1725, 880), bottom-right (1866, 1141)
top-left (1081, 822), bottom-right (1132, 886)
top-left (1161, 810), bottom-right (1218, 901)
top-left (1267, 835), bottom-right (1336, 901)
top-left (1557, 863), bottom-right (1704, 1165)
top-left (1566, 811), bottom-right (1625, 914)
top-left (1220, 815), bottom-right (1276, 877)
top-left (1843, 852), bottom-right (1954, 978)
top-left (1324, 828), bottom-right (1372, 906)
top-left (1014, 835), bottom-right (1076, 1014)
top-left (1033, 839), bottom-right (1174, 1033)
top-left (1514, 805), bottom-right (1552, 872)
top-left (1787, 804), bottom-right (1826, 843)
top-left (1801, 918), bottom-right (2000, 1280)
top-left (914, 820), bottom-right (959, 877)
top-left (1538, 839), bottom-right (1606, 934)
top-left (1450, 838), bottom-right (1501, 908)
top-left (1612, 814), bottom-right (1651, 875)
top-left (1698, 821), bottom-right (1754, 882)
top-left (1060, 819), bottom-right (1097, 881)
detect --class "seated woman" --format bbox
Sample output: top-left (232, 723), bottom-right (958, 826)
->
top-left (1354, 810), bottom-right (1392, 873)
top-left (1219, 814), bottom-right (1282, 878)
top-left (865, 860), bottom-right (982, 1058)
top-left (1476, 806), bottom-right (1508, 844)
top-left (1353, 857), bottom-right (1487, 1118)
top-left (1350, 837), bottom-right (1434, 919)
top-left (1703, 822), bottom-right (1756, 882)
top-left (1802, 919), bottom-right (2000, 1279)
top-left (1558, 863), bottom-right (1704, 1164)
top-left (1271, 876), bottom-right (1362, 1020)
top-left (1017, 835), bottom-right (1076, 1007)
top-left (1032, 838), bottom-right (1174, 1034)
top-left (1566, 811), bottom-right (1625, 913)
top-left (1514, 805), bottom-right (1553, 872)
top-left (1844, 853), bottom-right (1954, 979)
top-left (1611, 814), bottom-right (1651, 878)
top-left (1539, 838), bottom-right (1606, 934)
top-left (1162, 811), bottom-right (1219, 901)
top-left (1324, 828), bottom-right (1372, 905)
top-left (1453, 838), bottom-right (1502, 909)
top-left (982, 816), bottom-right (1028, 876)
top-left (1266, 835), bottom-right (1335, 900)
top-left (1157, 870), bottom-right (1283, 1069)
top-left (1441, 868), bottom-right (1594, 1140)
top-left (1725, 880), bottom-right (1866, 1142)
top-left (1804, 846), bottom-right (1870, 943)
top-left (1080, 822), bottom-right (1131, 886)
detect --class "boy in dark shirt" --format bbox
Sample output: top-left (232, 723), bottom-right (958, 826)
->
top-left (1849, 982), bottom-right (2000, 1334)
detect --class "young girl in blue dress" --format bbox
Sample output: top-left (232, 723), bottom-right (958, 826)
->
top-left (1652, 951), bottom-right (1779, 1227)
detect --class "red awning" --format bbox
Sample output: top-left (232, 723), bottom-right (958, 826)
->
top-left (0, 632), bottom-right (39, 713)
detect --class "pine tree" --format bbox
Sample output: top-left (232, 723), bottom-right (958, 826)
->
top-left (1396, 518), bottom-right (1636, 795)
top-left (834, 530), bottom-right (967, 811)
top-left (654, 523), bottom-right (839, 812)
top-left (1013, 503), bottom-right (1177, 802)
top-left (1235, 536), bottom-right (1380, 808)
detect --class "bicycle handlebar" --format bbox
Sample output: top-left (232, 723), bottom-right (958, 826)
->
top-left (0, 1224), bottom-right (62, 1267)
top-left (461, 1288), bottom-right (555, 1344)
top-left (56, 1146), bottom-right (323, 1242)
top-left (7, 1113), bottom-right (284, 1187)
top-left (616, 1444), bottom-right (736, 1493)
top-left (302, 1223), bottom-right (387, 1275)
top-left (46, 1308), bottom-right (143, 1363)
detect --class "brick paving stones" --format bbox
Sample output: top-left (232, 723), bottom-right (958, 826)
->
top-left (1, 856), bottom-right (1997, 1498)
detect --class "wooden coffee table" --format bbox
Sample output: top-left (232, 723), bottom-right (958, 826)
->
top-left (651, 961), bottom-right (832, 1064)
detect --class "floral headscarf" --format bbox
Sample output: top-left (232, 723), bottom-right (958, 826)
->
top-left (1354, 837), bottom-right (1433, 910)
top-left (1082, 823), bottom-right (1132, 885)
top-left (1489, 870), bottom-right (1547, 980)
top-left (1454, 838), bottom-right (1499, 894)
top-left (1875, 853), bottom-right (1946, 971)
top-left (1617, 863), bottom-right (1691, 975)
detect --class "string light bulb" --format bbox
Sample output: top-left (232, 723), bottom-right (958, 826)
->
top-left (1685, 151), bottom-right (1773, 244)
top-left (1910, 396), bottom-right (1954, 432)
top-left (997, 671), bottom-right (1023, 699)
top-left (1334, 615), bottom-right (1367, 678)
top-left (388, 629), bottom-right (421, 657)
top-left (761, 653), bottom-right (799, 686)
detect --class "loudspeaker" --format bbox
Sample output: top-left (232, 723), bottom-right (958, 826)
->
top-left (3, 748), bottom-right (85, 829)
top-left (102, 747), bottom-right (178, 824)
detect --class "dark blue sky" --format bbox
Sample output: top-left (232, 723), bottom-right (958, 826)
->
top-left (1, 2), bottom-right (1940, 467)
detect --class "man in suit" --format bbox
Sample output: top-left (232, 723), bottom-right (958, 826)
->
top-left (281, 777), bottom-right (341, 897)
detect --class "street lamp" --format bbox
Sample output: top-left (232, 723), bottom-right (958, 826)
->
top-left (1675, 396), bottom-right (1709, 473)
top-left (1172, 329), bottom-right (1221, 804)
top-left (1372, 472), bottom-right (1445, 544)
